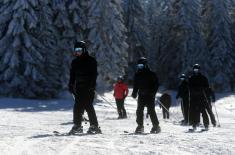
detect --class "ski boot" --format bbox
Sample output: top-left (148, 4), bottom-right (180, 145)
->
top-left (150, 125), bottom-right (161, 134)
top-left (69, 125), bottom-right (83, 135)
top-left (87, 125), bottom-right (102, 134)
top-left (118, 115), bottom-right (123, 119)
top-left (212, 122), bottom-right (216, 127)
top-left (188, 126), bottom-right (197, 132)
top-left (135, 125), bottom-right (144, 134)
top-left (203, 125), bottom-right (209, 131)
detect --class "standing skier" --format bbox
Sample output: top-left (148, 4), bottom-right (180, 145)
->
top-left (176, 74), bottom-right (190, 125)
top-left (188, 64), bottom-right (210, 131)
top-left (113, 76), bottom-right (129, 119)
top-left (159, 92), bottom-right (171, 119)
top-left (68, 41), bottom-right (101, 134)
top-left (131, 57), bottom-right (161, 133)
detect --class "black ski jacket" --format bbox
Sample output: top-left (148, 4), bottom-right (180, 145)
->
top-left (176, 80), bottom-right (189, 99)
top-left (132, 68), bottom-right (159, 97)
top-left (160, 93), bottom-right (171, 108)
top-left (188, 73), bottom-right (209, 95)
top-left (68, 53), bottom-right (98, 92)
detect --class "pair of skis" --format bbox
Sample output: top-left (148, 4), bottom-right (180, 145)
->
top-left (53, 130), bottom-right (102, 136)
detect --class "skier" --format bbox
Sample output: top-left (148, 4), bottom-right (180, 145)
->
top-left (205, 87), bottom-right (217, 127)
top-left (176, 74), bottom-right (190, 125)
top-left (68, 41), bottom-right (101, 134)
top-left (113, 76), bottom-right (129, 119)
top-left (188, 64), bottom-right (210, 131)
top-left (131, 57), bottom-right (161, 133)
top-left (159, 92), bottom-right (171, 119)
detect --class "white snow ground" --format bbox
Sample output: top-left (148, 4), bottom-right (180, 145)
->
top-left (0, 91), bottom-right (234, 155)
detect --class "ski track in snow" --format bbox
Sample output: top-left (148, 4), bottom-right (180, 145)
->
top-left (0, 92), bottom-right (234, 155)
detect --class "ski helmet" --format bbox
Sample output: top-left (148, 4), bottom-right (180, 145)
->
top-left (74, 41), bottom-right (87, 54)
top-left (180, 74), bottom-right (186, 80)
top-left (137, 57), bottom-right (147, 65)
top-left (193, 64), bottom-right (200, 70)
top-left (137, 57), bottom-right (147, 70)
top-left (117, 76), bottom-right (124, 81)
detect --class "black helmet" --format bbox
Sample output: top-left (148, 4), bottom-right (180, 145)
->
top-left (74, 41), bottom-right (86, 49)
top-left (138, 57), bottom-right (147, 65)
top-left (117, 76), bottom-right (123, 81)
top-left (193, 64), bottom-right (200, 70)
top-left (180, 74), bottom-right (186, 79)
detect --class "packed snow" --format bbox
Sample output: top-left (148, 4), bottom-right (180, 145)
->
top-left (0, 91), bottom-right (234, 155)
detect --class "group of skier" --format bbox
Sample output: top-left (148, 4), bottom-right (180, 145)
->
top-left (68, 41), bottom-right (217, 135)
top-left (176, 65), bottom-right (217, 131)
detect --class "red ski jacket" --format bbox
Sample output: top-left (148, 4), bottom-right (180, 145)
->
top-left (113, 82), bottom-right (129, 99)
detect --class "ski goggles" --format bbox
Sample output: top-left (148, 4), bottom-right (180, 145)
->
top-left (74, 47), bottom-right (83, 53)
top-left (137, 64), bottom-right (144, 69)
top-left (193, 68), bottom-right (199, 72)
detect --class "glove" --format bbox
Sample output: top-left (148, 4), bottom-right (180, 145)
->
top-left (132, 93), bottom-right (137, 99)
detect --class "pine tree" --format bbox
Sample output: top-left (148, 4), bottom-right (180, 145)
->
top-left (52, 0), bottom-right (88, 88)
top-left (122, 0), bottom-right (147, 78)
top-left (87, 0), bottom-right (128, 89)
top-left (171, 0), bottom-right (206, 73)
top-left (0, 0), bottom-right (61, 98)
top-left (202, 0), bottom-right (235, 91)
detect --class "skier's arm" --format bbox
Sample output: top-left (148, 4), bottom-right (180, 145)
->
top-left (68, 61), bottom-right (75, 93)
top-left (153, 73), bottom-right (159, 95)
top-left (90, 59), bottom-right (98, 89)
top-left (132, 74), bottom-right (138, 98)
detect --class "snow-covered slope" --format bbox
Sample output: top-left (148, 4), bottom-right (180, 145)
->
top-left (0, 91), bottom-right (234, 155)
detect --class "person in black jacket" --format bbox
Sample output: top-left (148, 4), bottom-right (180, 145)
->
top-left (176, 74), bottom-right (190, 125)
top-left (68, 41), bottom-right (101, 134)
top-left (131, 57), bottom-right (160, 133)
top-left (159, 92), bottom-right (171, 119)
top-left (188, 64), bottom-right (210, 131)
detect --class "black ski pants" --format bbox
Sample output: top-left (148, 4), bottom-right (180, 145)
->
top-left (73, 90), bottom-right (98, 127)
top-left (136, 95), bottom-right (159, 127)
top-left (115, 99), bottom-right (127, 117)
top-left (190, 93), bottom-right (209, 127)
top-left (205, 101), bottom-right (216, 125)
top-left (162, 107), bottom-right (169, 119)
top-left (181, 97), bottom-right (189, 123)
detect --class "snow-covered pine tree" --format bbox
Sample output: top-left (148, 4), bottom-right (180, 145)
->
top-left (0, 0), bottom-right (61, 98)
top-left (202, 0), bottom-right (235, 91)
top-left (171, 0), bottom-right (206, 73)
top-left (87, 0), bottom-right (128, 89)
top-left (122, 0), bottom-right (147, 78)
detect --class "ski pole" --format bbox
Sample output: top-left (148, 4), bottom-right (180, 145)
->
top-left (95, 91), bottom-right (116, 109)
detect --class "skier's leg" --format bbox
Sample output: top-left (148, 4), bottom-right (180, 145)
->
top-left (84, 91), bottom-right (99, 127)
top-left (205, 101), bottom-right (216, 126)
top-left (183, 98), bottom-right (189, 124)
top-left (73, 95), bottom-right (84, 127)
top-left (162, 108), bottom-right (166, 119)
top-left (121, 99), bottom-right (127, 118)
top-left (201, 103), bottom-right (209, 128)
top-left (115, 99), bottom-right (122, 118)
top-left (166, 107), bottom-right (169, 119)
top-left (147, 97), bottom-right (159, 126)
top-left (136, 96), bottom-right (145, 127)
